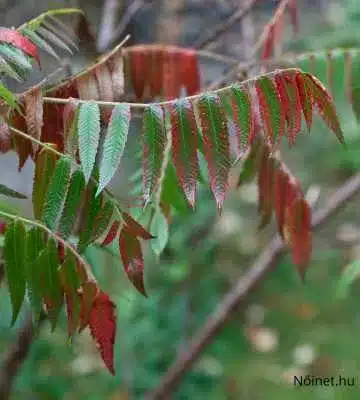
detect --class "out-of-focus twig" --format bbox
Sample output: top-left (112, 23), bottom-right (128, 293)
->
top-left (0, 313), bottom-right (46, 400)
top-left (193, 0), bottom-right (258, 49)
top-left (97, 0), bottom-right (123, 52)
top-left (145, 173), bottom-right (360, 399)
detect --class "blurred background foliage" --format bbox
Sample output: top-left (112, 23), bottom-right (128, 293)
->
top-left (1, 0), bottom-right (360, 399)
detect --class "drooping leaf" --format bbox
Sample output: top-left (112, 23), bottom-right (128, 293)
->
top-left (295, 70), bottom-right (313, 133)
top-left (78, 182), bottom-right (103, 253)
top-left (63, 101), bottom-right (79, 158)
top-left (101, 220), bottom-right (121, 247)
top-left (58, 169), bottom-right (86, 239)
top-left (275, 72), bottom-right (302, 144)
top-left (0, 118), bottom-right (11, 153)
top-left (20, 28), bottom-right (59, 59)
top-left (32, 146), bottom-right (58, 220)
top-left (180, 49), bottom-right (200, 95)
top-left (24, 87), bottom-right (43, 153)
top-left (97, 104), bottom-right (130, 196)
top-left (108, 51), bottom-right (124, 101)
top-left (255, 76), bottom-right (285, 145)
top-left (40, 238), bottom-right (63, 330)
top-left (59, 248), bottom-right (81, 337)
top-left (26, 227), bottom-right (46, 323)
top-left (90, 200), bottom-right (115, 243)
top-left (304, 73), bottom-right (345, 144)
top-left (3, 220), bottom-right (27, 325)
top-left (128, 46), bottom-right (149, 99)
top-left (78, 101), bottom-right (101, 183)
top-left (169, 100), bottom-right (199, 208)
top-left (195, 93), bottom-right (230, 211)
top-left (76, 73), bottom-right (100, 101)
top-left (79, 280), bottom-right (98, 331)
top-left (142, 105), bottom-right (167, 204)
top-left (42, 156), bottom-right (72, 230)
top-left (88, 291), bottom-right (116, 375)
top-left (122, 211), bottom-right (154, 240)
top-left (285, 196), bottom-right (312, 281)
top-left (229, 84), bottom-right (255, 156)
top-left (119, 228), bottom-right (146, 296)
top-left (0, 183), bottom-right (27, 199)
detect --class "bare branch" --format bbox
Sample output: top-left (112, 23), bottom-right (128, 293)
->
top-left (0, 313), bottom-right (46, 400)
top-left (145, 173), bottom-right (360, 399)
top-left (193, 0), bottom-right (258, 49)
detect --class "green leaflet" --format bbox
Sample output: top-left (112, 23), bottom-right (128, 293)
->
top-left (58, 169), bottom-right (85, 239)
top-left (161, 162), bottom-right (190, 215)
top-left (21, 28), bottom-right (59, 59)
top-left (255, 76), bottom-right (284, 145)
top-left (0, 183), bottom-right (27, 199)
top-left (26, 227), bottom-right (46, 324)
top-left (59, 248), bottom-right (80, 337)
top-left (32, 146), bottom-right (57, 220)
top-left (78, 182), bottom-right (103, 253)
top-left (90, 200), bottom-right (115, 243)
top-left (150, 208), bottom-right (169, 256)
top-left (169, 100), bottom-right (199, 208)
top-left (142, 105), bottom-right (167, 204)
top-left (3, 220), bottom-right (27, 325)
top-left (0, 44), bottom-right (33, 72)
top-left (40, 238), bottom-right (63, 331)
top-left (237, 137), bottom-right (262, 186)
top-left (195, 93), bottom-right (230, 212)
top-left (229, 84), bottom-right (254, 155)
top-left (97, 104), bottom-right (131, 196)
top-left (42, 156), bottom-right (71, 230)
top-left (78, 101), bottom-right (101, 183)
top-left (0, 81), bottom-right (19, 108)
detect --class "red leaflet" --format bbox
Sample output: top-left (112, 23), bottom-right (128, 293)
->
top-left (119, 228), bottom-right (147, 296)
top-left (257, 145), bottom-right (275, 228)
top-left (9, 110), bottom-right (32, 170)
top-left (76, 73), bottom-right (100, 101)
top-left (274, 167), bottom-right (288, 237)
top-left (162, 46), bottom-right (180, 100)
top-left (169, 100), bottom-right (199, 208)
top-left (89, 291), bottom-right (116, 375)
top-left (65, 293), bottom-right (80, 338)
top-left (0, 118), bottom-right (11, 153)
top-left (148, 46), bottom-right (164, 98)
top-left (305, 73), bottom-right (345, 144)
top-left (79, 280), bottom-right (98, 331)
top-left (286, 197), bottom-right (312, 280)
top-left (295, 71), bottom-right (313, 133)
top-left (94, 64), bottom-right (114, 121)
top-left (276, 72), bottom-right (302, 144)
top-left (122, 211), bottom-right (154, 240)
top-left (181, 49), bottom-right (200, 95)
top-left (101, 220), bottom-right (121, 246)
top-left (128, 46), bottom-right (149, 100)
top-left (0, 28), bottom-right (40, 65)
top-left (24, 87), bottom-right (43, 154)
top-left (57, 242), bottom-right (65, 263)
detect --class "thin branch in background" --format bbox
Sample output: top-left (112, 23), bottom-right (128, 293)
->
top-left (145, 173), bottom-right (360, 399)
top-left (0, 313), bottom-right (46, 400)
top-left (193, 0), bottom-right (258, 49)
top-left (97, 0), bottom-right (123, 52)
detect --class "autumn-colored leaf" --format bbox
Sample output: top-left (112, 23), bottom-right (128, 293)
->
top-left (119, 228), bottom-right (146, 296)
top-left (0, 28), bottom-right (40, 65)
top-left (180, 49), bottom-right (200, 95)
top-left (101, 220), bottom-right (121, 246)
top-left (142, 105), bottom-right (167, 204)
top-left (196, 93), bottom-right (230, 211)
top-left (0, 118), bottom-right (11, 153)
top-left (24, 87), bottom-right (43, 153)
top-left (89, 291), bottom-right (116, 375)
top-left (122, 211), bottom-right (154, 240)
top-left (129, 46), bottom-right (148, 99)
top-left (169, 100), bottom-right (199, 208)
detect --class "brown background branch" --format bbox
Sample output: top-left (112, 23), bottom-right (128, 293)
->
top-left (145, 173), bottom-right (360, 399)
